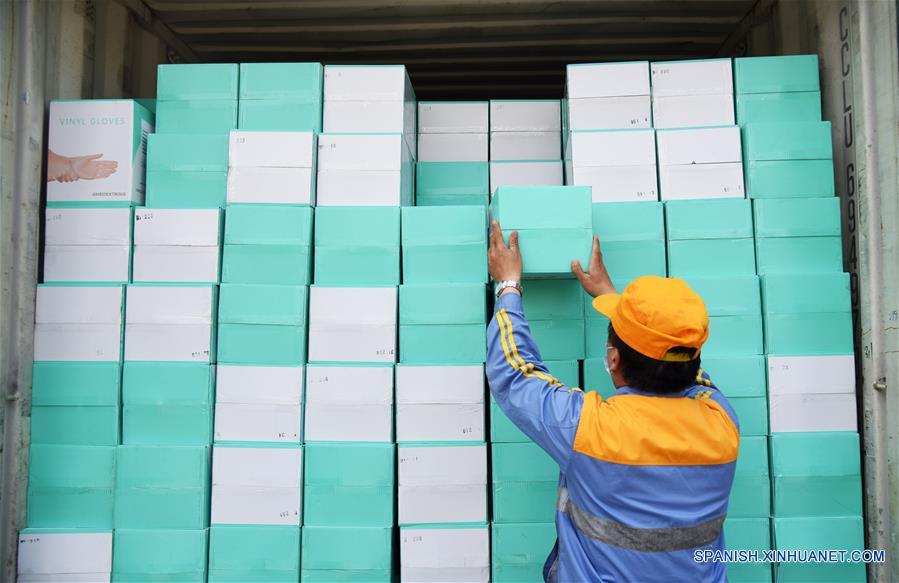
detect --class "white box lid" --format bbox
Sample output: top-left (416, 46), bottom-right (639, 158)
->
top-left (133, 208), bottom-right (221, 246)
top-left (566, 61), bottom-right (650, 98)
top-left (35, 286), bottom-right (123, 324)
top-left (216, 365), bottom-right (304, 405)
top-left (44, 208), bottom-right (131, 246)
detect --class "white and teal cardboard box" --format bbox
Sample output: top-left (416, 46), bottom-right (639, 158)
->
top-left (222, 204), bottom-right (313, 285)
top-left (684, 276), bottom-right (763, 356)
top-left (238, 63), bottom-right (324, 132)
top-left (123, 284), bottom-right (217, 363)
top-left (209, 525), bottom-right (300, 583)
top-left (217, 284), bottom-right (308, 366)
top-left (772, 516), bottom-right (865, 582)
top-left (728, 436), bottom-right (770, 518)
top-left (396, 364), bottom-right (484, 443)
top-left (43, 207), bottom-right (133, 284)
top-left (316, 133), bottom-right (415, 206)
top-left (723, 518), bottom-right (772, 583)
top-left (770, 432), bottom-right (862, 517)
top-left (398, 443), bottom-right (488, 525)
top-left (33, 283), bottom-right (125, 363)
top-left (492, 522), bottom-right (555, 583)
top-left (492, 442), bottom-right (559, 524)
top-left (17, 528), bottom-right (112, 582)
top-left (122, 362), bottom-right (214, 445)
top-left (402, 205), bottom-right (488, 284)
top-left (146, 133), bottom-right (229, 208)
top-left (314, 206), bottom-right (400, 285)
top-left (742, 121), bottom-right (834, 200)
top-left (47, 100), bottom-right (154, 206)
top-left (520, 279), bottom-right (585, 360)
top-left (30, 362), bottom-right (120, 446)
top-left (304, 364), bottom-right (393, 442)
top-left (302, 526), bottom-right (393, 582)
top-left (400, 523), bottom-right (490, 583)
top-left (665, 199), bottom-right (756, 277)
top-left (760, 272), bottom-right (852, 355)
top-left (26, 445), bottom-right (115, 528)
top-left (702, 355), bottom-right (767, 436)
top-left (591, 202), bottom-right (665, 279)
top-left (114, 445), bottom-right (210, 529)
top-left (491, 185), bottom-right (592, 277)
top-left (303, 442), bottom-right (394, 527)
top-left (754, 197), bottom-right (843, 274)
top-left (215, 364), bottom-right (304, 444)
top-left (113, 528), bottom-right (208, 582)
top-left (399, 284), bottom-right (487, 364)
top-left (734, 55), bottom-right (820, 95)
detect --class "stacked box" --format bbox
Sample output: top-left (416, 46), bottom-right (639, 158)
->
top-left (123, 285), bottom-right (216, 364)
top-left (564, 61), bottom-right (652, 131)
top-left (492, 522), bottom-right (556, 583)
top-left (396, 365), bottom-right (485, 443)
top-left (665, 198), bottom-right (755, 277)
top-left (113, 529), bottom-right (208, 583)
top-left (492, 442), bottom-right (557, 524)
top-left (772, 516), bottom-right (866, 582)
top-left (703, 356), bottom-right (768, 436)
top-left (47, 100), bottom-right (154, 206)
top-left (210, 525), bottom-right (301, 583)
top-left (155, 63), bottom-right (238, 135)
top-left (399, 443), bottom-right (488, 525)
top-left (519, 279), bottom-right (584, 361)
top-left (316, 133), bottom-right (414, 206)
top-left (734, 55), bottom-right (822, 124)
top-left (315, 207), bottom-right (400, 284)
top-left (685, 276), bottom-right (763, 356)
top-left (43, 208), bottom-right (132, 283)
top-left (723, 519), bottom-right (773, 582)
top-left (132, 208), bottom-right (222, 283)
top-left (307, 286), bottom-right (397, 362)
top-left (491, 186), bottom-right (592, 277)
top-left (214, 365), bottom-right (303, 443)
top-left (729, 437), bottom-right (770, 519)
top-left (399, 284), bottom-right (487, 363)
top-left (145, 133), bottom-right (229, 208)
top-left (657, 126), bottom-right (745, 200)
top-left (416, 101), bottom-right (490, 206)
top-left (742, 121), bottom-right (834, 199)
top-left (18, 529), bottom-right (113, 582)
top-left (489, 100), bottom-right (563, 193)
top-left (564, 129), bottom-right (658, 202)
top-left (400, 525), bottom-right (490, 583)
top-left (302, 526), bottom-right (393, 582)
top-left (768, 355), bottom-right (857, 433)
top-left (304, 364), bottom-right (393, 442)
top-left (239, 62), bottom-right (324, 132)
top-left (227, 131), bottom-right (317, 205)
top-left (650, 58), bottom-right (734, 128)
top-left (754, 197), bottom-right (842, 274)
top-left (402, 206), bottom-right (487, 283)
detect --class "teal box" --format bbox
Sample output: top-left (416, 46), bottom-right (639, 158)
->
top-left (705, 314), bottom-right (764, 356)
top-left (526, 319), bottom-right (584, 361)
top-left (491, 523), bottom-right (556, 583)
top-left (700, 356), bottom-right (766, 398)
top-left (400, 324), bottom-right (486, 364)
top-left (723, 518), bottom-right (772, 583)
top-left (114, 445), bottom-right (210, 529)
top-left (736, 92), bottom-right (822, 124)
top-left (745, 159), bottom-right (835, 198)
top-left (492, 442), bottom-right (558, 523)
top-left (599, 240), bottom-right (667, 279)
top-left (239, 63), bottom-right (323, 102)
top-left (584, 316), bottom-right (611, 359)
top-left (399, 283), bottom-right (486, 363)
top-left (521, 279), bottom-right (585, 360)
top-left (761, 272), bottom-right (850, 314)
top-left (773, 516), bottom-right (866, 582)
top-left (728, 437), bottom-right (770, 518)
top-left (753, 197), bottom-right (841, 238)
top-left (504, 229), bottom-right (592, 278)
top-left (238, 99), bottom-right (323, 132)
top-left (314, 207), bottom-right (400, 285)
top-left (490, 398), bottom-right (530, 443)
top-left (583, 357), bottom-right (615, 398)
top-left (209, 525), bottom-right (300, 582)
top-left (545, 359), bottom-right (580, 388)
top-left (155, 99), bottom-right (238, 135)
top-left (122, 362), bottom-right (214, 445)
top-left (687, 276), bottom-right (762, 316)
top-left (113, 528), bottom-right (208, 582)
top-left (416, 161), bottom-right (489, 197)
top-left (147, 134), bottom-right (229, 172)
top-left (593, 202), bottom-right (666, 277)
top-left (742, 121), bottom-right (833, 161)
top-left (665, 199), bottom-right (753, 240)
top-left (26, 444), bottom-right (115, 528)
top-left (734, 55), bottom-right (819, 94)
top-left (770, 432), bottom-right (862, 517)
top-left (402, 205), bottom-right (487, 284)
top-left (415, 192), bottom-right (489, 207)
top-left (222, 205), bottom-right (313, 284)
top-left (667, 238), bottom-right (757, 277)
top-left (225, 204), bottom-right (314, 246)
top-left (217, 284), bottom-right (308, 365)
top-left (764, 312), bottom-right (853, 355)
top-left (157, 63), bottom-right (239, 100)
top-left (729, 396), bottom-right (768, 436)
top-left (304, 443), bottom-right (394, 527)
top-left (302, 526), bottom-right (393, 582)
top-left (145, 170), bottom-right (227, 209)
top-left (756, 236), bottom-right (843, 274)
top-left (30, 362), bottom-right (121, 446)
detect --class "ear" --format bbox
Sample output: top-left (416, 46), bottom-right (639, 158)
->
top-left (607, 346), bottom-right (621, 373)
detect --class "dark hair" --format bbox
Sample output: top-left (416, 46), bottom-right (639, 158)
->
top-left (607, 324), bottom-right (700, 394)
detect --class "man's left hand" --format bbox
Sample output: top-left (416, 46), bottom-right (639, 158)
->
top-left (488, 220), bottom-right (522, 282)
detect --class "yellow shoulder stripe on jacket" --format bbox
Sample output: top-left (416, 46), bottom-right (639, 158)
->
top-left (496, 309), bottom-right (562, 387)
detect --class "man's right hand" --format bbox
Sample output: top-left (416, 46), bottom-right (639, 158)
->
top-left (572, 235), bottom-right (617, 298)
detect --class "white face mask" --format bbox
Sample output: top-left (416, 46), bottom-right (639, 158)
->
top-left (604, 346), bottom-right (613, 375)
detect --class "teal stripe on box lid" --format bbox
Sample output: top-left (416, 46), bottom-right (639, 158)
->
top-left (665, 199), bottom-right (753, 240)
top-left (742, 121), bottom-right (833, 161)
top-left (753, 197), bottom-right (841, 238)
top-left (760, 272), bottom-right (849, 313)
top-left (31, 362), bottom-right (120, 406)
top-left (218, 284), bottom-right (308, 325)
top-left (591, 202), bottom-right (664, 242)
top-left (315, 206), bottom-right (400, 246)
top-left (399, 284), bottom-right (486, 324)
top-left (156, 63), bottom-right (238, 101)
top-left (224, 205), bottom-right (313, 246)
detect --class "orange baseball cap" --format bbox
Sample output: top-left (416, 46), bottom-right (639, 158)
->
top-left (592, 276), bottom-right (709, 362)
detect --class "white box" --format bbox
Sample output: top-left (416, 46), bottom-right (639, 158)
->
top-left (133, 208), bottom-right (220, 246)
top-left (489, 131), bottom-right (561, 161)
top-left (323, 100), bottom-right (416, 139)
top-left (567, 130), bottom-right (656, 167)
top-left (400, 526), bottom-right (490, 583)
top-left (317, 134), bottom-right (407, 171)
top-left (227, 167), bottom-right (315, 205)
top-left (489, 161), bottom-right (563, 194)
top-left (47, 100), bottom-right (154, 205)
top-left (650, 59), bottom-right (733, 96)
top-left (490, 100), bottom-right (561, 132)
top-left (398, 444), bottom-right (487, 524)
top-left (33, 286), bottom-right (124, 362)
top-left (215, 365), bottom-right (304, 442)
top-left (659, 163), bottom-right (745, 201)
top-left (132, 245), bottom-right (220, 283)
top-left (418, 102), bottom-right (489, 134)
top-left (308, 287), bottom-right (397, 362)
top-left (18, 530), bottom-right (112, 583)
top-left (304, 364), bottom-right (393, 441)
top-left (417, 133), bottom-right (488, 163)
top-left (43, 245), bottom-right (131, 283)
top-left (769, 393), bottom-right (858, 432)
top-left (767, 355), bottom-right (855, 396)
top-left (567, 165), bottom-right (658, 202)
top-left (566, 62), bottom-right (650, 99)
top-left (396, 365), bottom-right (485, 442)
top-left (324, 65), bottom-right (413, 102)
top-left (124, 285), bottom-right (215, 362)
top-left (228, 131), bottom-right (315, 168)
top-left (316, 170), bottom-right (409, 206)
top-left (652, 94), bottom-right (736, 129)
top-left (211, 446), bottom-right (303, 525)
top-left (657, 126), bottom-right (742, 166)
top-left (566, 96), bottom-right (652, 131)
top-left (44, 208), bottom-right (131, 246)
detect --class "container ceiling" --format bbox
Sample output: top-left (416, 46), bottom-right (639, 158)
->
top-left (144, 0), bottom-right (758, 99)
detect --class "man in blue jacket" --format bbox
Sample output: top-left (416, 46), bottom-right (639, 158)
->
top-left (487, 222), bottom-right (739, 582)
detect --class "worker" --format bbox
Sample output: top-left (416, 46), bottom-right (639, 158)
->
top-left (486, 221), bottom-right (740, 583)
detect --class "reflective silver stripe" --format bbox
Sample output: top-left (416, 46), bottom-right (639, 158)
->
top-left (557, 486), bottom-right (725, 553)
